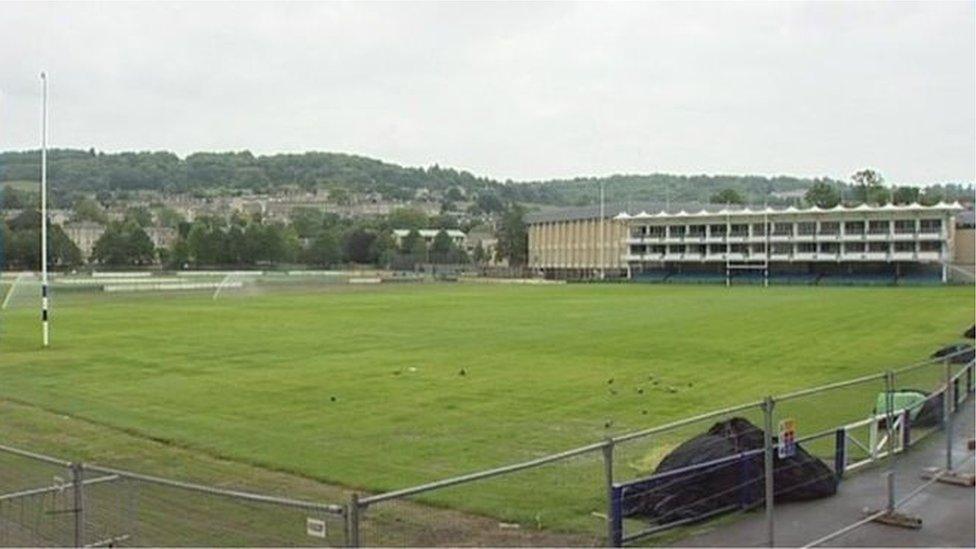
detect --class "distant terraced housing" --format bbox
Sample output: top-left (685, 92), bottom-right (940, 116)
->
top-left (526, 202), bottom-right (971, 284)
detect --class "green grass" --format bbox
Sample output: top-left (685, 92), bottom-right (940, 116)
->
top-left (0, 283), bottom-right (972, 538)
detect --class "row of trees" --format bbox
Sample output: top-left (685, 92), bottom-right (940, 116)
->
top-left (0, 203), bottom-right (528, 269)
top-left (706, 170), bottom-right (960, 209)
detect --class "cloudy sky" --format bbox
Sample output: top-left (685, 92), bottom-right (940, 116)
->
top-left (1, 1), bottom-right (973, 185)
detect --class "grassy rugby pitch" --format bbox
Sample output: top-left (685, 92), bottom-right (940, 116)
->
top-left (0, 282), bottom-right (972, 540)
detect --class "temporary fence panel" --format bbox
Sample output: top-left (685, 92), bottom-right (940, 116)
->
top-left (353, 445), bottom-right (608, 547)
top-left (84, 465), bottom-right (346, 548)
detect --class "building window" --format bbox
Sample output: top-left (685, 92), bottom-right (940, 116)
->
top-left (710, 224), bottom-right (727, 235)
top-left (650, 245), bottom-right (666, 255)
top-left (687, 245), bottom-right (706, 256)
top-left (667, 245), bottom-right (684, 254)
top-left (844, 221), bottom-right (865, 234)
top-left (647, 226), bottom-right (665, 237)
top-left (708, 244), bottom-right (725, 254)
top-left (819, 222), bottom-right (840, 235)
top-left (729, 243), bottom-right (747, 253)
top-left (894, 241), bottom-right (914, 252)
top-left (797, 222), bottom-right (816, 235)
top-left (751, 244), bottom-right (766, 255)
top-left (919, 219), bottom-right (941, 233)
top-left (730, 224), bottom-right (749, 236)
top-left (752, 223), bottom-right (767, 236)
top-left (894, 220), bottom-right (915, 234)
top-left (631, 226), bottom-right (647, 238)
top-left (630, 245), bottom-right (646, 255)
top-left (919, 241), bottom-right (941, 252)
top-left (772, 243), bottom-right (791, 255)
top-left (669, 225), bottom-right (686, 237)
top-left (868, 220), bottom-right (889, 234)
top-left (773, 223), bottom-right (793, 236)
top-left (844, 242), bottom-right (866, 253)
top-left (798, 242), bottom-right (816, 253)
top-left (688, 225), bottom-right (706, 237)
top-left (819, 242), bottom-right (839, 254)
top-left (869, 242), bottom-right (889, 253)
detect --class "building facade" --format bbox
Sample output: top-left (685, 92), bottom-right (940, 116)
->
top-left (525, 205), bottom-right (629, 279)
top-left (617, 202), bottom-right (964, 283)
top-left (526, 202), bottom-right (969, 283)
top-left (62, 221), bottom-right (107, 261)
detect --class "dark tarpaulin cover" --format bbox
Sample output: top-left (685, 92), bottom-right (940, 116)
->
top-left (621, 418), bottom-right (837, 524)
top-left (931, 343), bottom-right (975, 364)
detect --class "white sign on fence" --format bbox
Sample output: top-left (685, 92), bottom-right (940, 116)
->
top-left (306, 517), bottom-right (327, 538)
top-left (778, 418), bottom-right (796, 458)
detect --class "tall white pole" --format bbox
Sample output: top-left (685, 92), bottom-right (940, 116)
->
top-left (599, 181), bottom-right (605, 280)
top-left (40, 72), bottom-right (49, 347)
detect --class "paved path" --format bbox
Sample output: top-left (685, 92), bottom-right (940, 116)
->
top-left (681, 398), bottom-right (975, 547)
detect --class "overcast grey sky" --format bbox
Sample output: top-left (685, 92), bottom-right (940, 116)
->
top-left (1, 1), bottom-right (973, 185)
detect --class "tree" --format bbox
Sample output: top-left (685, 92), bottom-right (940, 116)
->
top-left (892, 186), bottom-right (920, 205)
top-left (369, 230), bottom-right (396, 267)
top-left (290, 207), bottom-right (324, 238)
top-left (124, 206), bottom-right (153, 227)
top-left (2, 188), bottom-right (35, 210)
top-left (73, 198), bottom-right (108, 223)
top-left (91, 221), bottom-right (155, 265)
top-left (496, 206), bottom-right (528, 265)
top-left (709, 189), bottom-right (745, 205)
top-left (430, 230), bottom-right (457, 264)
top-left (804, 182), bottom-right (841, 208)
top-left (155, 206), bottom-right (185, 228)
top-left (343, 229), bottom-right (376, 264)
top-left (472, 242), bottom-right (486, 264)
top-left (472, 192), bottom-right (506, 215)
top-left (306, 230), bottom-right (341, 266)
top-left (400, 229), bottom-right (423, 254)
top-left (851, 169), bottom-right (885, 204)
top-left (920, 186), bottom-right (945, 206)
top-left (388, 208), bottom-right (429, 231)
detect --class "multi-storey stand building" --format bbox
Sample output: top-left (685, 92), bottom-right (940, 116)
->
top-left (615, 202), bottom-right (965, 284)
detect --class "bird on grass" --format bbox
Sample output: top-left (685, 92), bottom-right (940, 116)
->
top-left (607, 378), bottom-right (614, 385)
top-left (330, 396), bottom-right (337, 402)
top-left (604, 420), bottom-right (613, 429)
top-left (459, 368), bottom-right (467, 376)
top-left (637, 388), bottom-right (644, 395)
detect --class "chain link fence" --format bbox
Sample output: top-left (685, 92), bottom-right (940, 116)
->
top-left (0, 446), bottom-right (346, 547)
top-left (343, 347), bottom-right (974, 548)
top-left (1, 348), bottom-right (972, 547)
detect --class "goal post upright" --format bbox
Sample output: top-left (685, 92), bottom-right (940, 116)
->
top-left (40, 72), bottom-right (50, 348)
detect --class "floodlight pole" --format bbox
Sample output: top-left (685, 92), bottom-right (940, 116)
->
top-left (599, 180), bottom-right (605, 280)
top-left (40, 72), bottom-right (50, 348)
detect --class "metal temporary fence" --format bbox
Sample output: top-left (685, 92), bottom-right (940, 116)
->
top-left (1, 349), bottom-right (972, 547)
top-left (343, 347), bottom-right (975, 547)
top-left (0, 445), bottom-right (346, 547)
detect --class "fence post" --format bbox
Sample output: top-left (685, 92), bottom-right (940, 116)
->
top-left (347, 492), bottom-right (360, 548)
top-left (70, 462), bottom-right (84, 548)
top-left (602, 439), bottom-right (616, 547)
top-left (762, 396), bottom-right (775, 548)
top-left (833, 428), bottom-right (846, 479)
top-left (943, 360), bottom-right (953, 472)
top-left (884, 370), bottom-right (895, 511)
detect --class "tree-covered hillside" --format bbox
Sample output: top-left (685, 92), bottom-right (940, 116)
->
top-left (1, 149), bottom-right (971, 207)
